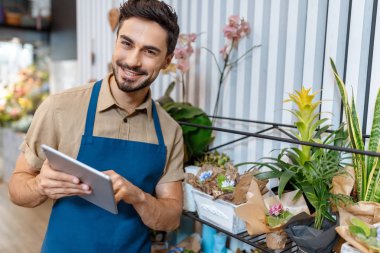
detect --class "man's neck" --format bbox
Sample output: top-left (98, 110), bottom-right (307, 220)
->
top-left (109, 76), bottom-right (149, 114)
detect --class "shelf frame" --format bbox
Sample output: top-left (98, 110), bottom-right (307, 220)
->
top-left (183, 211), bottom-right (298, 253)
top-left (179, 115), bottom-right (375, 252)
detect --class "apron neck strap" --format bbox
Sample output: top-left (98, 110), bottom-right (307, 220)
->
top-left (151, 101), bottom-right (164, 145)
top-left (84, 80), bottom-right (102, 136)
top-left (84, 80), bottom-right (165, 146)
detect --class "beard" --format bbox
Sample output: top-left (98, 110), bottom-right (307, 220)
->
top-left (112, 61), bottom-right (151, 92)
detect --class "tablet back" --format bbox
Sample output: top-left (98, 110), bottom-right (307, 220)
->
top-left (41, 144), bottom-right (118, 214)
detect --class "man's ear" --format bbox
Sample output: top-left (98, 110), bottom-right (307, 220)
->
top-left (162, 53), bottom-right (174, 69)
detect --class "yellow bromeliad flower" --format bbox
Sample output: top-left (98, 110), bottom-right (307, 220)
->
top-left (285, 87), bottom-right (324, 164)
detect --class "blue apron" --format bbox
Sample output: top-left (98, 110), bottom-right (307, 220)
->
top-left (41, 80), bottom-right (167, 253)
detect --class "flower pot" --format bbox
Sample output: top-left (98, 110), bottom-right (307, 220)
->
top-left (192, 189), bottom-right (246, 234)
top-left (284, 212), bottom-right (339, 253)
top-left (183, 166), bottom-right (199, 212)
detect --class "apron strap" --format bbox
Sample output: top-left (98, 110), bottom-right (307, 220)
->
top-left (151, 101), bottom-right (165, 146)
top-left (84, 80), bottom-right (164, 146)
top-left (84, 80), bottom-right (102, 137)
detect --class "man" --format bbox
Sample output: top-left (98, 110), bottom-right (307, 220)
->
top-left (8, 0), bottom-right (184, 252)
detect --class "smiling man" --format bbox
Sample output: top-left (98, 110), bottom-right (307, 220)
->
top-left (8, 0), bottom-right (184, 252)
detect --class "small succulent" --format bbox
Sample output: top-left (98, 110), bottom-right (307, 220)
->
top-left (349, 217), bottom-right (380, 251)
top-left (195, 150), bottom-right (231, 168)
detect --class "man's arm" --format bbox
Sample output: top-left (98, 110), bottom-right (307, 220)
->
top-left (8, 153), bottom-right (92, 208)
top-left (105, 170), bottom-right (183, 231)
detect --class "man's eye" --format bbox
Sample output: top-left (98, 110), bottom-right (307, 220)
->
top-left (122, 41), bottom-right (132, 47)
top-left (146, 49), bottom-right (157, 56)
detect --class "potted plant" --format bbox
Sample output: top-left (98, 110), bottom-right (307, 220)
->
top-left (330, 58), bottom-right (380, 252)
top-left (330, 58), bottom-right (380, 203)
top-left (185, 156), bottom-right (268, 234)
top-left (251, 87), bottom-right (351, 252)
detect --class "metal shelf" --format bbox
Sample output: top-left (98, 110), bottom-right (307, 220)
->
top-left (179, 116), bottom-right (364, 252)
top-left (183, 211), bottom-right (298, 253)
top-left (178, 118), bottom-right (380, 158)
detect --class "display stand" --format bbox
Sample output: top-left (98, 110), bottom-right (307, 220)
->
top-left (179, 116), bottom-right (377, 253)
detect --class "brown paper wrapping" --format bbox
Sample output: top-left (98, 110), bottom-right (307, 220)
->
top-left (332, 166), bottom-right (380, 252)
top-left (235, 179), bottom-right (309, 236)
top-left (331, 166), bottom-right (355, 196)
top-left (335, 208), bottom-right (380, 253)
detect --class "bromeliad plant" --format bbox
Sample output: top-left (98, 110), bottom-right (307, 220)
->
top-left (252, 87), bottom-right (351, 229)
top-left (331, 58), bottom-right (380, 202)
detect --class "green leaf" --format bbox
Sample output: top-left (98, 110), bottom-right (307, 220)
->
top-left (349, 225), bottom-right (366, 237)
top-left (351, 217), bottom-right (371, 237)
top-left (365, 89), bottom-right (380, 201)
top-left (255, 171), bottom-right (282, 180)
top-left (278, 170), bottom-right (295, 198)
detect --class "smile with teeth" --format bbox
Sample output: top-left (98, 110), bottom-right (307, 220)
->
top-left (121, 67), bottom-right (144, 81)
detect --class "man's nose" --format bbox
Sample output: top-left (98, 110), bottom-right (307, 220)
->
top-left (126, 49), bottom-right (142, 68)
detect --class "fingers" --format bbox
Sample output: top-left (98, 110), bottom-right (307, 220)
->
top-left (42, 160), bottom-right (81, 184)
top-left (41, 186), bottom-right (92, 200)
top-left (103, 170), bottom-right (143, 204)
top-left (36, 159), bottom-right (92, 199)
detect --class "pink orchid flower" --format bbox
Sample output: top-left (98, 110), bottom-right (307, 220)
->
top-left (269, 203), bottom-right (283, 217)
top-left (177, 59), bottom-right (190, 73)
top-left (228, 15), bottom-right (240, 27)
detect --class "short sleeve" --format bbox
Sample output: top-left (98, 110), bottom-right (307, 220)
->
top-left (19, 96), bottom-right (59, 170)
top-left (157, 125), bottom-right (185, 184)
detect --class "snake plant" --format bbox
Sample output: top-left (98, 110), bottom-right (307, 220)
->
top-left (330, 58), bottom-right (380, 202)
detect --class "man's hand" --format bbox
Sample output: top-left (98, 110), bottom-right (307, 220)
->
top-left (103, 170), bottom-right (145, 204)
top-left (35, 159), bottom-right (92, 200)
top-left (103, 170), bottom-right (183, 232)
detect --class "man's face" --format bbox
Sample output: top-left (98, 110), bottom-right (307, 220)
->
top-left (112, 17), bottom-right (172, 93)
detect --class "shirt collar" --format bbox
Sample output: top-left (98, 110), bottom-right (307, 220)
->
top-left (97, 73), bottom-right (152, 115)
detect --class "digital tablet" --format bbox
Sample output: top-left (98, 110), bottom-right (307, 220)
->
top-left (41, 144), bottom-right (118, 214)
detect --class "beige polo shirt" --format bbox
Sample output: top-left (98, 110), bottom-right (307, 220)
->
top-left (20, 73), bottom-right (184, 184)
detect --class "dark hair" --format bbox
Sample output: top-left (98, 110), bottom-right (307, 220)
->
top-left (118, 0), bottom-right (180, 55)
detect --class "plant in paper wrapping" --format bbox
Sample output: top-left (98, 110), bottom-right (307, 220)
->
top-left (265, 203), bottom-right (293, 250)
top-left (349, 217), bottom-right (380, 251)
top-left (266, 203), bottom-right (292, 228)
top-left (235, 179), bottom-right (310, 250)
top-left (336, 208), bottom-right (380, 253)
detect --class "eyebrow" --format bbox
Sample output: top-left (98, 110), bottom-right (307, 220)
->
top-left (119, 35), bottom-right (162, 54)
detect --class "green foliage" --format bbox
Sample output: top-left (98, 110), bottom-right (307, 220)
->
top-left (349, 217), bottom-right (380, 251)
top-left (331, 58), bottom-right (380, 202)
top-left (158, 82), bottom-right (213, 164)
top-left (162, 101), bottom-right (213, 163)
top-left (266, 210), bottom-right (293, 228)
top-left (216, 174), bottom-right (235, 193)
top-left (252, 87), bottom-right (351, 230)
top-left (194, 150), bottom-right (231, 168)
